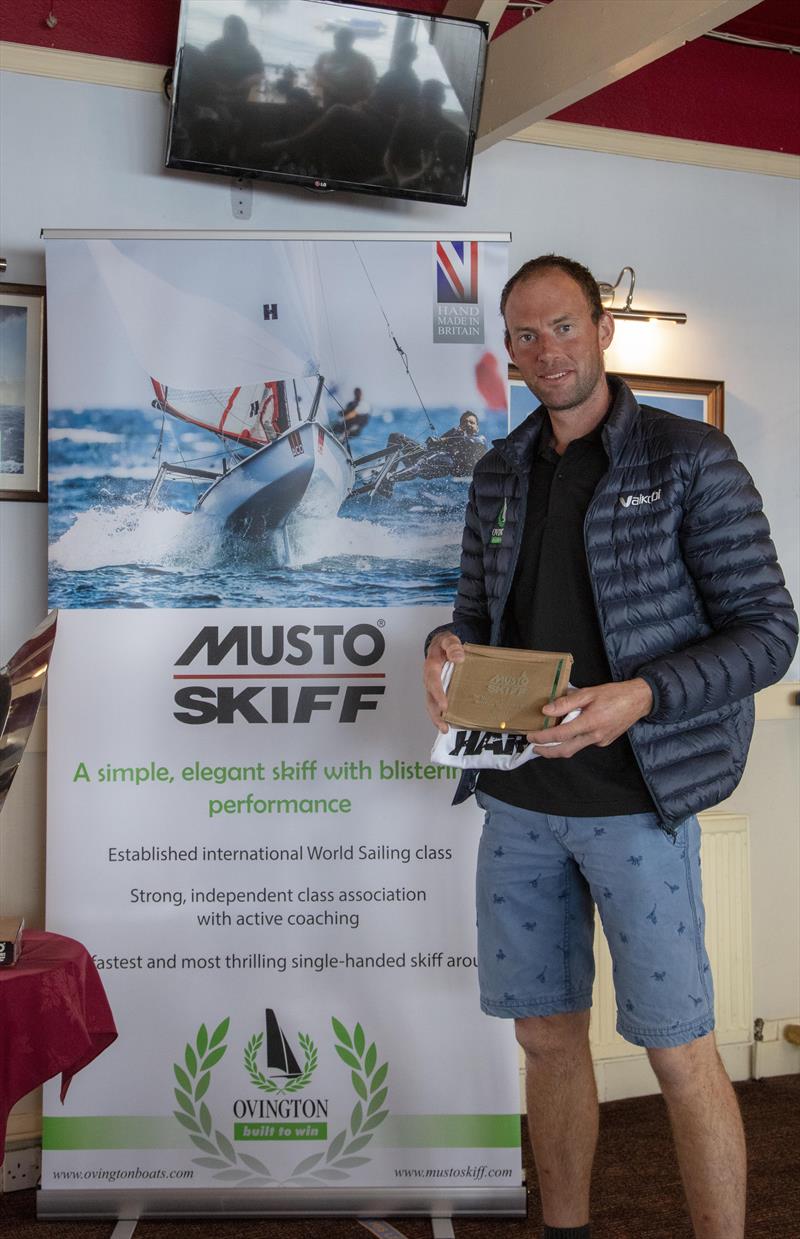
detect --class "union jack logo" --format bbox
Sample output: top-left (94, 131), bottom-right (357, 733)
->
top-left (436, 240), bottom-right (479, 304)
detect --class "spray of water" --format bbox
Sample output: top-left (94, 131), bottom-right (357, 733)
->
top-left (48, 503), bottom-right (224, 573)
top-left (284, 511), bottom-right (461, 567)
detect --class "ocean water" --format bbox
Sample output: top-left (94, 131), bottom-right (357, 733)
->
top-left (0, 405), bottom-right (25, 473)
top-left (48, 405), bottom-right (505, 610)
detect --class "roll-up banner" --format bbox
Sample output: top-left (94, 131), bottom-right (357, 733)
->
top-left (41, 232), bottom-right (523, 1223)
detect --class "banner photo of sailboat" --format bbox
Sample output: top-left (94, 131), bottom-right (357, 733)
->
top-left (41, 234), bottom-right (524, 1222)
top-left (46, 236), bottom-right (509, 609)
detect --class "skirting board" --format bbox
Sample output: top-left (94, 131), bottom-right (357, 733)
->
top-left (518, 1043), bottom-right (751, 1107)
top-left (5, 1088), bottom-right (42, 1146)
top-left (593, 1042), bottom-right (752, 1104)
top-left (517, 1022), bottom-right (799, 1108)
top-left (752, 1018), bottom-right (800, 1080)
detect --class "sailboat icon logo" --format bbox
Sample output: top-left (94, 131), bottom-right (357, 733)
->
top-left (245, 1009), bottom-right (318, 1095)
top-left (265, 1009), bottom-right (303, 1080)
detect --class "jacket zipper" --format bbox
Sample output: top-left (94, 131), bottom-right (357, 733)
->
top-left (491, 468), bottom-right (529, 644)
top-left (490, 425), bottom-right (539, 644)
top-left (460, 467), bottom-right (528, 799)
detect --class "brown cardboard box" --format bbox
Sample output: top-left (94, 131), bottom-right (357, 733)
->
top-left (443, 644), bottom-right (573, 734)
top-left (0, 916), bottom-right (24, 967)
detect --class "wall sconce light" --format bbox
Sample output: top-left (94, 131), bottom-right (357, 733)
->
top-left (598, 267), bottom-right (687, 325)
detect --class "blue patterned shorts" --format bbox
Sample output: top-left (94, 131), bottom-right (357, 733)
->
top-left (475, 791), bottom-right (715, 1049)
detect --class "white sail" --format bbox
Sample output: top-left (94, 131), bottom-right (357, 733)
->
top-left (87, 239), bottom-right (320, 391)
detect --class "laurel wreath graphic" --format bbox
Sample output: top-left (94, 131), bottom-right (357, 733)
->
top-left (172, 1016), bottom-right (389, 1184)
top-left (244, 1031), bottom-right (317, 1094)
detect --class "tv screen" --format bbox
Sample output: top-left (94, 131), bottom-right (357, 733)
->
top-left (165, 0), bottom-right (488, 206)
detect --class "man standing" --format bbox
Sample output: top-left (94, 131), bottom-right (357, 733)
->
top-left (423, 256), bottom-right (797, 1239)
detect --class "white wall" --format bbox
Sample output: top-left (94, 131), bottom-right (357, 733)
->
top-left (1, 68), bottom-right (798, 1020)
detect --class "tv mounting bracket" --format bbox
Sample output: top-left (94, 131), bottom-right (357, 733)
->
top-left (231, 177), bottom-right (253, 220)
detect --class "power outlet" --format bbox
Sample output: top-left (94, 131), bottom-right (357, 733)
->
top-left (2, 1145), bottom-right (41, 1192)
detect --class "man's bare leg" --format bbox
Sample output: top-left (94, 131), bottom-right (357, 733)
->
top-left (516, 1009), bottom-right (597, 1229)
top-left (648, 1032), bottom-right (746, 1239)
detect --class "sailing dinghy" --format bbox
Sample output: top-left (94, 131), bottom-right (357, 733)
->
top-left (146, 375), bottom-right (353, 537)
top-left (88, 238), bottom-right (353, 543)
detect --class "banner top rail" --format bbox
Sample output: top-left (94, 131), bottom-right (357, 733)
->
top-left (41, 229), bottom-right (512, 242)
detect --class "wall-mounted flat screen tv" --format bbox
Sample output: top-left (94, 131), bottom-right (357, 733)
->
top-left (165, 0), bottom-right (488, 207)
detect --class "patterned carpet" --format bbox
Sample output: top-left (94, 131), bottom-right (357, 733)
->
top-left (2, 1076), bottom-right (798, 1238)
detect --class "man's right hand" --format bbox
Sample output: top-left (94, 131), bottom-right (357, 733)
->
top-left (423, 631), bottom-right (465, 732)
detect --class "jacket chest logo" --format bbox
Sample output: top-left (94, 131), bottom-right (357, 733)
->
top-left (618, 487), bottom-right (662, 509)
top-left (490, 500), bottom-right (507, 545)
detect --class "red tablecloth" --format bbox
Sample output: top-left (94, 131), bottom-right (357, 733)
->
top-left (0, 930), bottom-right (117, 1163)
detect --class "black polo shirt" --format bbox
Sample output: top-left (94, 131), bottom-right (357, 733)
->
top-left (478, 418), bottom-right (654, 816)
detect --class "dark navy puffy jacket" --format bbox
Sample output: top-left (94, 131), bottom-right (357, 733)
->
top-left (435, 378), bottom-right (798, 827)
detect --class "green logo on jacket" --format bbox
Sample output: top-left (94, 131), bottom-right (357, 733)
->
top-left (490, 500), bottom-right (507, 546)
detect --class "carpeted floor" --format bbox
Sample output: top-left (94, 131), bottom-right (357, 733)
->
top-left (2, 1076), bottom-right (798, 1238)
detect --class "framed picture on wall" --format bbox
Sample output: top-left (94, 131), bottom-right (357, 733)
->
top-left (0, 282), bottom-right (47, 502)
top-left (618, 374), bottom-right (724, 431)
top-left (508, 367), bottom-right (724, 434)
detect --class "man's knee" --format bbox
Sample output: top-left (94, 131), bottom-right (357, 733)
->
top-left (647, 1030), bottom-right (724, 1093)
top-left (515, 1010), bottom-right (591, 1061)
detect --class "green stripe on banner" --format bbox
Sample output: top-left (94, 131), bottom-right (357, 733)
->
top-left (376, 1114), bottom-right (520, 1148)
top-left (43, 1114), bottom-right (520, 1151)
top-left (43, 1117), bottom-right (192, 1150)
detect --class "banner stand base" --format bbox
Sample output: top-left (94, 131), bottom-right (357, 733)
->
top-left (108, 1218), bottom-right (456, 1238)
top-left (38, 1184), bottom-right (527, 1223)
top-left (110, 1225), bottom-right (138, 1239)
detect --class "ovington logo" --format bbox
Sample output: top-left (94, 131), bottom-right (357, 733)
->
top-left (172, 1013), bottom-right (390, 1184)
top-left (242, 1008), bottom-right (318, 1098)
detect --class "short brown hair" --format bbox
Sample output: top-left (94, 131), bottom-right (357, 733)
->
top-left (500, 254), bottom-right (604, 328)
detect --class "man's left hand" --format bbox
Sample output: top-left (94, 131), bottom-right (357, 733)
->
top-left (527, 678), bottom-right (654, 758)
